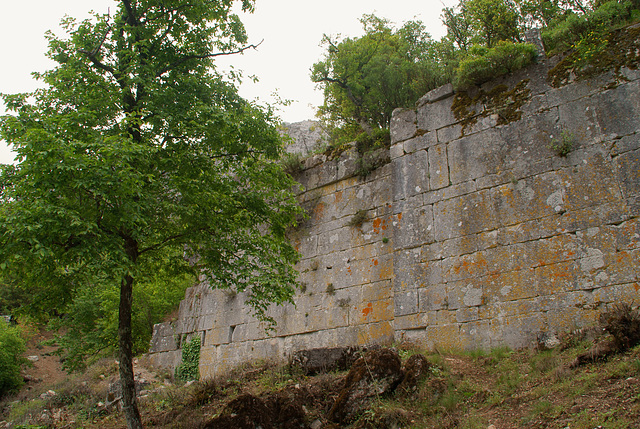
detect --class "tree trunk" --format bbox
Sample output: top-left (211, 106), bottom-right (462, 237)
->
top-left (119, 273), bottom-right (143, 429)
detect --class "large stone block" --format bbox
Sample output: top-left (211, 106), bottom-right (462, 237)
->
top-left (448, 129), bottom-right (507, 185)
top-left (417, 94), bottom-right (458, 132)
top-left (391, 108), bottom-right (417, 144)
top-left (417, 83), bottom-right (454, 106)
top-left (393, 204), bottom-right (435, 250)
top-left (428, 144), bottom-right (450, 190)
top-left (394, 250), bottom-right (442, 291)
top-left (418, 283), bottom-right (447, 312)
top-left (614, 148), bottom-right (640, 206)
top-left (434, 189), bottom-right (498, 241)
top-left (394, 289), bottom-right (418, 316)
top-left (392, 150), bottom-right (429, 201)
top-left (404, 132), bottom-right (438, 153)
top-left (594, 80), bottom-right (640, 137)
top-left (149, 322), bottom-right (178, 353)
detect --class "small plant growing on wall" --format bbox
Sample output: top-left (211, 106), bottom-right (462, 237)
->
top-left (175, 336), bottom-right (201, 382)
top-left (348, 209), bottom-right (368, 228)
top-left (337, 297), bottom-right (351, 308)
top-left (548, 130), bottom-right (575, 157)
top-left (326, 283), bottom-right (336, 295)
top-left (299, 282), bottom-right (308, 293)
top-left (280, 152), bottom-right (304, 175)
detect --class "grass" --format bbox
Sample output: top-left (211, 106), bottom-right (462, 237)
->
top-left (3, 334), bottom-right (640, 428)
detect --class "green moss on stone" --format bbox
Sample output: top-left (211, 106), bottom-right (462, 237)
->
top-left (452, 80), bottom-right (532, 136)
top-left (548, 25), bottom-right (640, 88)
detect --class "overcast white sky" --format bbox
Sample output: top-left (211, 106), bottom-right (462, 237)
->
top-left (0, 0), bottom-right (456, 164)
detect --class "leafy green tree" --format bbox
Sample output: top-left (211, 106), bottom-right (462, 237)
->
top-left (441, 5), bottom-right (474, 52)
top-left (50, 254), bottom-right (193, 372)
top-left (463, 0), bottom-right (523, 47)
top-left (0, 0), bottom-right (301, 427)
top-left (518, 0), bottom-right (564, 27)
top-left (311, 14), bottom-right (446, 141)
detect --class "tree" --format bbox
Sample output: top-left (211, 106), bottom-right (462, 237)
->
top-left (0, 1), bottom-right (301, 427)
top-left (461, 0), bottom-right (523, 47)
top-left (311, 14), bottom-right (445, 140)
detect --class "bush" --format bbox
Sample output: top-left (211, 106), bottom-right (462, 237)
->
top-left (542, 1), bottom-right (634, 54)
top-left (600, 303), bottom-right (640, 351)
top-left (0, 322), bottom-right (27, 396)
top-left (454, 42), bottom-right (538, 90)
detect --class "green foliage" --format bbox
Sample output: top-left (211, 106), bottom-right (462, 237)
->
top-left (280, 152), bottom-right (304, 176)
top-left (51, 259), bottom-right (193, 372)
top-left (548, 130), bottom-right (575, 156)
top-left (312, 14), bottom-right (448, 141)
top-left (347, 210), bottom-right (368, 228)
top-left (0, 0), bottom-right (301, 340)
top-left (0, 322), bottom-right (27, 396)
top-left (463, 0), bottom-right (523, 47)
top-left (0, 2), bottom-right (301, 426)
top-left (175, 336), bottom-right (201, 383)
top-left (454, 42), bottom-right (538, 89)
top-left (541, 0), bottom-right (635, 54)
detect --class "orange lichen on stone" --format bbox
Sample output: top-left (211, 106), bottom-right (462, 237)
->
top-left (335, 190), bottom-right (343, 203)
top-left (372, 217), bottom-right (389, 234)
top-left (312, 201), bottom-right (325, 221)
top-left (362, 302), bottom-right (373, 318)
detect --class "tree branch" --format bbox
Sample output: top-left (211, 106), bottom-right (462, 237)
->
top-left (156, 40), bottom-right (264, 77)
top-left (121, 0), bottom-right (141, 26)
top-left (139, 232), bottom-right (191, 255)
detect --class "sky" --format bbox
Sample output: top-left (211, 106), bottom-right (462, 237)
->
top-left (0, 0), bottom-right (456, 164)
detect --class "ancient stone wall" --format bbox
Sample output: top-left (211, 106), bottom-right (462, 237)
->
top-left (149, 53), bottom-right (640, 377)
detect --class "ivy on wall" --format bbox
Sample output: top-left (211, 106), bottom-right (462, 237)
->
top-left (175, 336), bottom-right (201, 382)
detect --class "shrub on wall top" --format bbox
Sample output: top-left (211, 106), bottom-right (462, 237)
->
top-left (453, 42), bottom-right (538, 90)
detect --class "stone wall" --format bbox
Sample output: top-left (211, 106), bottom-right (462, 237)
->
top-left (149, 52), bottom-right (640, 377)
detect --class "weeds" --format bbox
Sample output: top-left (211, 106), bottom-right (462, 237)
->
top-left (548, 129), bottom-right (575, 156)
top-left (348, 209), bottom-right (368, 228)
top-left (280, 152), bottom-right (304, 175)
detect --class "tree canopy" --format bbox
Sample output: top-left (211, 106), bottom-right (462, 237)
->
top-left (0, 0), bottom-right (301, 427)
top-left (311, 15), bottom-right (447, 140)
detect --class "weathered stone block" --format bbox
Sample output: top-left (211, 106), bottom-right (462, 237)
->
top-left (417, 95), bottom-right (458, 131)
top-left (611, 132), bottom-right (640, 156)
top-left (448, 129), bottom-right (507, 185)
top-left (394, 289), bottom-right (418, 316)
top-left (434, 189), bottom-right (498, 241)
top-left (428, 144), bottom-right (449, 190)
top-left (594, 80), bottom-right (640, 137)
top-left (437, 123), bottom-right (463, 144)
top-left (391, 108), bottom-right (417, 144)
top-left (394, 250), bottom-right (442, 291)
top-left (418, 283), bottom-right (447, 312)
top-left (459, 320), bottom-right (492, 350)
top-left (392, 150), bottom-right (429, 201)
top-left (614, 148), bottom-right (640, 203)
top-left (404, 132), bottom-right (437, 153)
top-left (425, 324), bottom-right (462, 350)
top-left (149, 322), bottom-right (178, 353)
top-left (393, 204), bottom-right (435, 250)
top-left (417, 83), bottom-right (454, 106)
